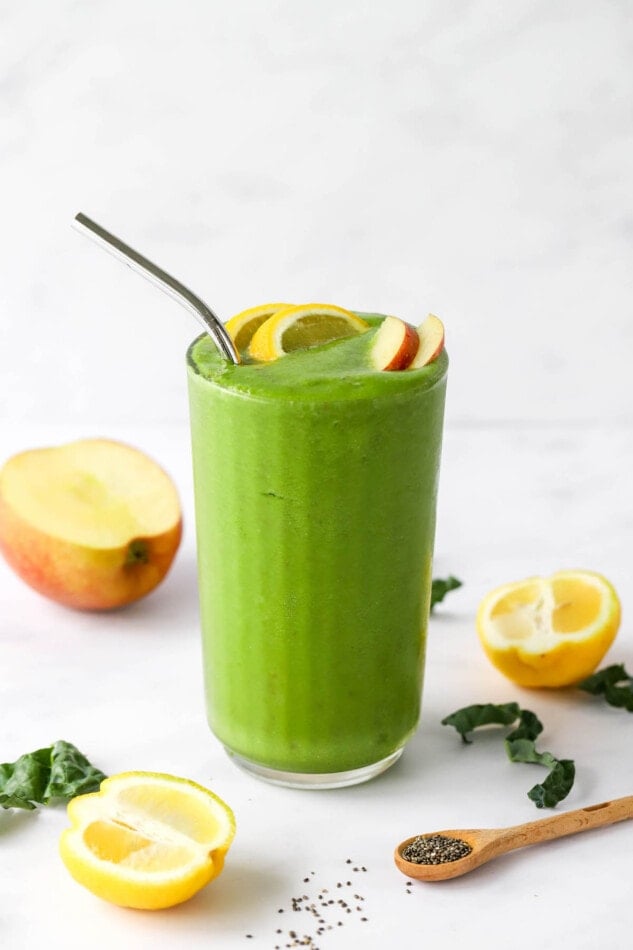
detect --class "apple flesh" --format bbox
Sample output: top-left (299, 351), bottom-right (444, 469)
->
top-left (371, 316), bottom-right (420, 371)
top-left (408, 314), bottom-right (445, 369)
top-left (0, 438), bottom-right (182, 611)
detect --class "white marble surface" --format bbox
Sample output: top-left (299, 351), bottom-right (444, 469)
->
top-left (1, 2), bottom-right (632, 949)
top-left (1, 0), bottom-right (631, 427)
top-left (1, 422), bottom-right (632, 950)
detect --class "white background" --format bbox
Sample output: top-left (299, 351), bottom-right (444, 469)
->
top-left (1, 2), bottom-right (632, 949)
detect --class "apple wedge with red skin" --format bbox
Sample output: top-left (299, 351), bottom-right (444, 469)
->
top-left (0, 438), bottom-right (182, 611)
top-left (408, 314), bottom-right (445, 369)
top-left (371, 316), bottom-right (420, 371)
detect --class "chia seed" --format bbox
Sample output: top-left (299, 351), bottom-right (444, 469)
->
top-left (402, 834), bottom-right (472, 865)
top-left (265, 860), bottom-right (370, 948)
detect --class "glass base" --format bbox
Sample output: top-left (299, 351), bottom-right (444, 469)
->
top-left (225, 746), bottom-right (404, 789)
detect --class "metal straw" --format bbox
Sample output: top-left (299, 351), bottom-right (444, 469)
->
top-left (72, 213), bottom-right (240, 364)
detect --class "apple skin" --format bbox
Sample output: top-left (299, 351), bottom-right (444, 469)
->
top-left (372, 316), bottom-right (420, 371)
top-left (0, 498), bottom-right (182, 611)
top-left (408, 314), bottom-right (445, 369)
top-left (0, 439), bottom-right (182, 611)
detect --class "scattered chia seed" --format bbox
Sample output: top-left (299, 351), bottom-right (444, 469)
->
top-left (262, 861), bottom-right (371, 949)
top-left (402, 834), bottom-right (472, 865)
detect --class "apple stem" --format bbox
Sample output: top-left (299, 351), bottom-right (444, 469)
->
top-left (126, 540), bottom-right (150, 566)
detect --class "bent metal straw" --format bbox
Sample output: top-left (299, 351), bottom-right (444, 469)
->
top-left (73, 212), bottom-right (240, 365)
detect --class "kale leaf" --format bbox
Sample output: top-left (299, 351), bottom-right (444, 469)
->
top-left (506, 708), bottom-right (543, 744)
top-left (430, 576), bottom-right (463, 611)
top-left (442, 702), bottom-right (574, 808)
top-left (441, 702), bottom-right (521, 743)
top-left (526, 759), bottom-right (576, 809)
top-left (578, 663), bottom-right (633, 712)
top-left (0, 741), bottom-right (106, 810)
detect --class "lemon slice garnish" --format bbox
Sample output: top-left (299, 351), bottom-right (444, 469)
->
top-left (225, 303), bottom-right (292, 355)
top-left (248, 303), bottom-right (369, 362)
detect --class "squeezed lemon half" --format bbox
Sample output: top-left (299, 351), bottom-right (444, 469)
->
top-left (59, 771), bottom-right (235, 910)
top-left (477, 570), bottom-right (621, 688)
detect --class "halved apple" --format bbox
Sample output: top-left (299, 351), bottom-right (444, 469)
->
top-left (408, 314), bottom-right (445, 369)
top-left (371, 316), bottom-right (420, 371)
top-left (0, 438), bottom-right (182, 611)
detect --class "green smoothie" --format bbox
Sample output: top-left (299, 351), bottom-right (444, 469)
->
top-left (187, 316), bottom-right (448, 786)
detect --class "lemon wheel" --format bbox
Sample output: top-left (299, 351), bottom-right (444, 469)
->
top-left (248, 303), bottom-right (369, 362)
top-left (224, 303), bottom-right (291, 355)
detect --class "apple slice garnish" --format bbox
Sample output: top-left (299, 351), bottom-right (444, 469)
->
top-left (371, 316), bottom-right (420, 371)
top-left (408, 314), bottom-right (445, 369)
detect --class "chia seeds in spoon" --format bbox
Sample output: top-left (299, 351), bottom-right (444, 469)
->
top-left (402, 834), bottom-right (472, 865)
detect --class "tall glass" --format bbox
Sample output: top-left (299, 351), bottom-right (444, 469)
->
top-left (187, 323), bottom-right (447, 788)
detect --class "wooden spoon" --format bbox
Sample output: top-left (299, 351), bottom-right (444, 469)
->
top-left (394, 794), bottom-right (633, 882)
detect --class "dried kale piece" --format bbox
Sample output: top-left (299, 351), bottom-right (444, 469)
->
top-left (442, 703), bottom-right (575, 808)
top-left (578, 663), bottom-right (633, 712)
top-left (441, 702), bottom-right (521, 744)
top-left (430, 576), bottom-right (463, 611)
